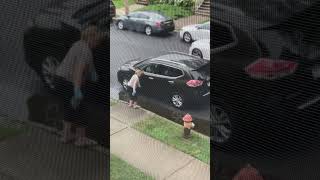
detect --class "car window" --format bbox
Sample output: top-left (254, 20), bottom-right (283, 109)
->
top-left (148, 13), bottom-right (166, 20)
top-left (129, 12), bottom-right (139, 18)
top-left (158, 65), bottom-right (183, 77)
top-left (143, 63), bottom-right (160, 74)
top-left (137, 14), bottom-right (149, 19)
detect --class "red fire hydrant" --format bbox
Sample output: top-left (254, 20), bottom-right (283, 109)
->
top-left (183, 113), bottom-right (195, 138)
top-left (232, 164), bottom-right (264, 180)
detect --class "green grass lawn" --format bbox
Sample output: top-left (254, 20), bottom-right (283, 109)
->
top-left (113, 0), bottom-right (135, 9)
top-left (133, 116), bottom-right (210, 164)
top-left (111, 154), bottom-right (154, 180)
top-left (0, 127), bottom-right (21, 141)
top-left (136, 4), bottom-right (193, 20)
top-left (110, 99), bottom-right (119, 106)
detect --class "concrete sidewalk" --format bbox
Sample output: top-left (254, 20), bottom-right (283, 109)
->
top-left (110, 102), bottom-right (210, 180)
top-left (0, 118), bottom-right (108, 180)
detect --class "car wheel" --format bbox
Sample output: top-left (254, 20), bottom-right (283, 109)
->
top-left (183, 32), bottom-right (192, 43)
top-left (117, 21), bottom-right (124, 30)
top-left (192, 48), bottom-right (203, 59)
top-left (41, 56), bottom-right (60, 90)
top-left (211, 102), bottom-right (234, 146)
top-left (121, 78), bottom-right (129, 90)
top-left (145, 26), bottom-right (152, 36)
top-left (171, 93), bottom-right (185, 109)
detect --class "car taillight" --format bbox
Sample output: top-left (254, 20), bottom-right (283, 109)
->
top-left (245, 58), bottom-right (298, 80)
top-left (186, 80), bottom-right (203, 87)
top-left (156, 21), bottom-right (161, 27)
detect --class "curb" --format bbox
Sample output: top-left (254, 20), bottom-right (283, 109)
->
top-left (113, 99), bottom-right (210, 139)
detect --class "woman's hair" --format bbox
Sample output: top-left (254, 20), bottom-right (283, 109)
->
top-left (135, 69), bottom-right (144, 77)
top-left (81, 25), bottom-right (105, 42)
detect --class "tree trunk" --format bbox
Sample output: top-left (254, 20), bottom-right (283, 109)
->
top-left (124, 0), bottom-right (129, 15)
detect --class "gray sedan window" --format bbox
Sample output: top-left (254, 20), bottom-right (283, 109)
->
top-left (129, 12), bottom-right (139, 18)
top-left (137, 14), bottom-right (149, 19)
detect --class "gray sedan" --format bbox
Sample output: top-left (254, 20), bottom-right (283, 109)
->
top-left (115, 11), bottom-right (175, 36)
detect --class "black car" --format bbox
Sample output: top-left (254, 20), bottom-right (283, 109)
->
top-left (117, 52), bottom-right (210, 109)
top-left (23, 0), bottom-right (109, 145)
top-left (115, 11), bottom-right (175, 36)
top-left (212, 1), bottom-right (320, 151)
top-left (24, 0), bottom-right (109, 91)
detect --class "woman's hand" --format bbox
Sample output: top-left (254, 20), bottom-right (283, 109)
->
top-left (71, 86), bottom-right (83, 109)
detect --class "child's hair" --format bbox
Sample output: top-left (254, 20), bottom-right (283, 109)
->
top-left (81, 25), bottom-right (105, 42)
top-left (135, 69), bottom-right (144, 77)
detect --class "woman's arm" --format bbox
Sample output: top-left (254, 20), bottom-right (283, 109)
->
top-left (72, 62), bottom-right (88, 88)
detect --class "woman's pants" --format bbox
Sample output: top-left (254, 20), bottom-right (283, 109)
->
top-left (54, 76), bottom-right (89, 128)
top-left (127, 86), bottom-right (138, 101)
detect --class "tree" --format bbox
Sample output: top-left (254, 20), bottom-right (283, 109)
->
top-left (124, 0), bottom-right (129, 15)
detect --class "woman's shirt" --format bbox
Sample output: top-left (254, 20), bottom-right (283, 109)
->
top-left (55, 40), bottom-right (98, 82)
top-left (127, 74), bottom-right (141, 90)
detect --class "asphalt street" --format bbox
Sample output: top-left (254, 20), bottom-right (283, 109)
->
top-left (110, 24), bottom-right (211, 132)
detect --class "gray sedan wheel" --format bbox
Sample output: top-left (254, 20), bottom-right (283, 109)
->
top-left (145, 26), bottom-right (152, 36)
top-left (118, 21), bottom-right (124, 30)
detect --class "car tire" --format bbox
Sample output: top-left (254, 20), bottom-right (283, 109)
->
top-left (117, 20), bottom-right (125, 30)
top-left (145, 26), bottom-right (152, 36)
top-left (211, 99), bottom-right (236, 149)
top-left (39, 56), bottom-right (61, 91)
top-left (183, 32), bottom-right (192, 43)
top-left (192, 48), bottom-right (203, 59)
top-left (121, 77), bottom-right (129, 91)
top-left (170, 92), bottom-right (185, 109)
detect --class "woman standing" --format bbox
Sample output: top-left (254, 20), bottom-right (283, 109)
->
top-left (54, 25), bottom-right (105, 147)
top-left (127, 69), bottom-right (144, 108)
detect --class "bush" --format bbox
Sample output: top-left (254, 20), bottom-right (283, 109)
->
top-left (149, 0), bottom-right (195, 9)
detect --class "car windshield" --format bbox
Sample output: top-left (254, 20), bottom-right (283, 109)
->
top-left (147, 12), bottom-right (168, 20)
top-left (216, 0), bottom-right (316, 24)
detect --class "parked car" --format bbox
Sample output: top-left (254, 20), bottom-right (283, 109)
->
top-left (212, 1), bottom-right (320, 152)
top-left (189, 39), bottom-right (210, 60)
top-left (24, 0), bottom-right (109, 91)
top-left (180, 21), bottom-right (210, 43)
top-left (115, 11), bottom-right (175, 36)
top-left (23, 0), bottom-right (109, 146)
top-left (117, 52), bottom-right (210, 109)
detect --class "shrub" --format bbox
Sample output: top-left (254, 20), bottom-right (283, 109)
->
top-left (149, 0), bottom-right (195, 9)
